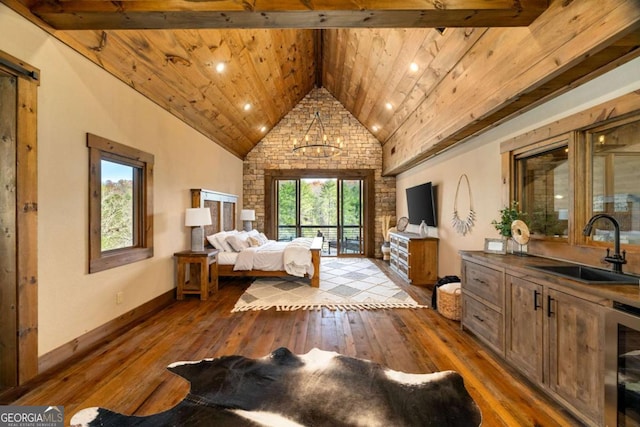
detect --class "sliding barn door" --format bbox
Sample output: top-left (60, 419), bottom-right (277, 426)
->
top-left (0, 69), bottom-right (18, 387)
top-left (0, 51), bottom-right (39, 388)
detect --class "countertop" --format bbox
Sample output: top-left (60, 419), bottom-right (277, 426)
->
top-left (460, 251), bottom-right (640, 309)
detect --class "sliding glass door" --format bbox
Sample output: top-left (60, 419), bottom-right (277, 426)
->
top-left (339, 179), bottom-right (363, 255)
top-left (275, 177), bottom-right (363, 256)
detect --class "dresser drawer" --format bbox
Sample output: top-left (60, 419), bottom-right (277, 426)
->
top-left (396, 238), bottom-right (409, 252)
top-left (392, 261), bottom-right (409, 280)
top-left (463, 261), bottom-right (503, 307)
top-left (462, 295), bottom-right (504, 352)
top-left (396, 249), bottom-right (409, 263)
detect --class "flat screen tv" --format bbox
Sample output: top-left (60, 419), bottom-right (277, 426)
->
top-left (406, 182), bottom-right (437, 227)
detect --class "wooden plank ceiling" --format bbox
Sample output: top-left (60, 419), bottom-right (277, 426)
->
top-left (4, 0), bottom-right (640, 174)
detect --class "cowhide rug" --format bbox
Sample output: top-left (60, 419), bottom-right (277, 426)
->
top-left (71, 347), bottom-right (482, 427)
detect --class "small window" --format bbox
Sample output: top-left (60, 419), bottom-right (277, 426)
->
top-left (516, 143), bottom-right (570, 238)
top-left (88, 134), bottom-right (154, 273)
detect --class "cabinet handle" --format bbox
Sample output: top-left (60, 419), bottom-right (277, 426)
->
top-left (472, 314), bottom-right (484, 322)
top-left (475, 278), bottom-right (488, 287)
top-left (533, 290), bottom-right (541, 311)
top-left (547, 295), bottom-right (555, 317)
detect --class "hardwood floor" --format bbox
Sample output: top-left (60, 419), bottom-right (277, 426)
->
top-left (11, 260), bottom-right (579, 426)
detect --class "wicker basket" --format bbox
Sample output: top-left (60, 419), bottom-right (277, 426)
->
top-left (437, 283), bottom-right (462, 321)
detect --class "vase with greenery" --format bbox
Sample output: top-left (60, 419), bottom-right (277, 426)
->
top-left (492, 201), bottom-right (526, 238)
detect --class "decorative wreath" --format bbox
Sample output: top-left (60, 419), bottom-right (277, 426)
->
top-left (452, 174), bottom-right (476, 235)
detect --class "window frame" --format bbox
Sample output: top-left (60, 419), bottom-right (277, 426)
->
top-left (87, 133), bottom-right (154, 273)
top-left (264, 169), bottom-right (375, 257)
top-left (513, 135), bottom-right (571, 242)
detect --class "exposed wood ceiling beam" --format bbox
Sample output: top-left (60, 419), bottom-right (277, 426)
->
top-left (28, 0), bottom-right (548, 30)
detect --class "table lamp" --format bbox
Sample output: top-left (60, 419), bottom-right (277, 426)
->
top-left (240, 209), bottom-right (255, 232)
top-left (185, 208), bottom-right (212, 251)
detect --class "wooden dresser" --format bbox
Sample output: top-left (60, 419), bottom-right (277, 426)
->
top-left (389, 231), bottom-right (438, 286)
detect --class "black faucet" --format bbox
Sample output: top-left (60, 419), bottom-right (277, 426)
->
top-left (582, 214), bottom-right (627, 274)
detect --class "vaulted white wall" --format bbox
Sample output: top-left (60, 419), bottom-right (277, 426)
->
top-left (0, 4), bottom-right (243, 356)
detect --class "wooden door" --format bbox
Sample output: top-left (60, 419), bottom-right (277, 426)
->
top-left (0, 68), bottom-right (18, 388)
top-left (546, 288), bottom-right (605, 425)
top-left (0, 51), bottom-right (39, 388)
top-left (505, 275), bottom-right (544, 383)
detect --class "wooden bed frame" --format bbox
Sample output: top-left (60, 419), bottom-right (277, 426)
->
top-left (217, 237), bottom-right (322, 287)
top-left (191, 189), bottom-right (322, 287)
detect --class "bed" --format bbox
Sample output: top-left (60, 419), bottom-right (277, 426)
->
top-left (191, 189), bottom-right (322, 287)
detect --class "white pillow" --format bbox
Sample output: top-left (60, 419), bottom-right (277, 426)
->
top-left (247, 229), bottom-right (260, 238)
top-left (258, 232), bottom-right (269, 245)
top-left (206, 234), bottom-right (222, 250)
top-left (226, 234), bottom-right (250, 252)
top-left (209, 230), bottom-right (236, 252)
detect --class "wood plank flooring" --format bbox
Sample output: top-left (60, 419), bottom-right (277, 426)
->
top-left (11, 260), bottom-right (579, 426)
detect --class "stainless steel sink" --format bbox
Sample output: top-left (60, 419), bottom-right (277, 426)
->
top-left (528, 265), bottom-right (640, 285)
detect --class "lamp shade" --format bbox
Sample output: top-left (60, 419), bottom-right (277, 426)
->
top-left (240, 209), bottom-right (256, 221)
top-left (185, 208), bottom-right (212, 227)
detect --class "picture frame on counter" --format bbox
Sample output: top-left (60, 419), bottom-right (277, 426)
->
top-left (484, 238), bottom-right (507, 254)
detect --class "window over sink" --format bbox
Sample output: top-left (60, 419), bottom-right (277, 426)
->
top-left (515, 141), bottom-right (569, 238)
top-left (501, 92), bottom-right (640, 274)
top-left (588, 118), bottom-right (640, 245)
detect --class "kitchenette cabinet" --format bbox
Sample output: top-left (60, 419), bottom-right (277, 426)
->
top-left (462, 252), bottom-right (608, 427)
top-left (461, 258), bottom-right (505, 355)
top-left (505, 275), bottom-right (604, 424)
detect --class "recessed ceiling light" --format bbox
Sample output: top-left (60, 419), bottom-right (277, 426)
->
top-left (244, 103), bottom-right (251, 111)
top-left (372, 125), bottom-right (379, 132)
top-left (409, 62), bottom-right (419, 72)
top-left (215, 62), bottom-right (225, 73)
top-left (385, 102), bottom-right (393, 110)
top-left (260, 126), bottom-right (267, 133)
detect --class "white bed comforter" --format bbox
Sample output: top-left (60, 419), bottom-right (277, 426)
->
top-left (233, 238), bottom-right (314, 278)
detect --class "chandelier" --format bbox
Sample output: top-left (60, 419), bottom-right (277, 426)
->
top-left (292, 108), bottom-right (343, 158)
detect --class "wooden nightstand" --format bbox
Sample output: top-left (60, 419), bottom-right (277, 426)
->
top-left (173, 248), bottom-right (219, 300)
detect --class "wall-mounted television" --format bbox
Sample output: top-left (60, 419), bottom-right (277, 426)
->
top-left (406, 182), bottom-right (437, 227)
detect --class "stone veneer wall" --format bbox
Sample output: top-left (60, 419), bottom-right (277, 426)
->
top-left (244, 87), bottom-right (396, 258)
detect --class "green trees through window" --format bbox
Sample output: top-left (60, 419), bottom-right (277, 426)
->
top-left (88, 133), bottom-right (154, 273)
top-left (101, 160), bottom-right (134, 251)
top-left (276, 177), bottom-right (363, 254)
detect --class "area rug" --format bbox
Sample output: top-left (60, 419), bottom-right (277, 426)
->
top-left (231, 258), bottom-right (427, 312)
top-left (71, 347), bottom-right (482, 427)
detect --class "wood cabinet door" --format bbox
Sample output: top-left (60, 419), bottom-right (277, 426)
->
top-left (547, 288), bottom-right (604, 425)
top-left (506, 275), bottom-right (544, 383)
top-left (408, 239), bottom-right (438, 285)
